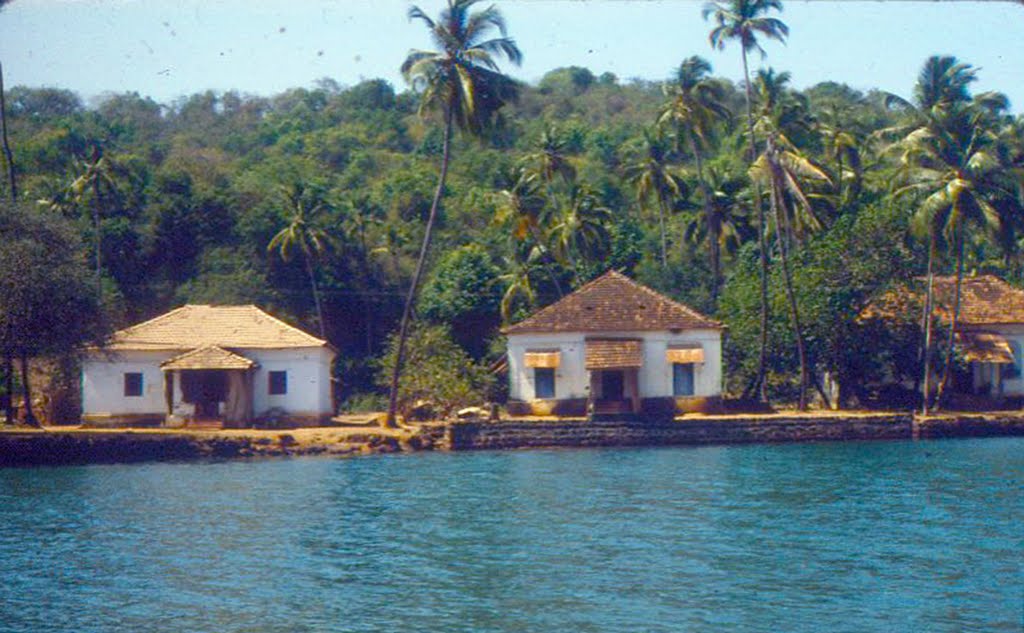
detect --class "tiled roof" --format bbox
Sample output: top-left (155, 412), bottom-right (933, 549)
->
top-left (161, 345), bottom-right (257, 370)
top-left (957, 332), bottom-right (1014, 364)
top-left (864, 275), bottom-right (1024, 327)
top-left (585, 339), bottom-right (643, 369)
top-left (105, 305), bottom-right (327, 351)
top-left (504, 271), bottom-right (721, 334)
top-left (932, 275), bottom-right (1024, 325)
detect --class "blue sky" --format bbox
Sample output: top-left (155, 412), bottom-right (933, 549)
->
top-left (1, 1), bottom-right (1022, 112)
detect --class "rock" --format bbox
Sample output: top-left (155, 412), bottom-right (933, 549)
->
top-left (456, 406), bottom-right (487, 420)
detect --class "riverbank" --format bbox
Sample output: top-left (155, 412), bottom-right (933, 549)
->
top-left (0, 426), bottom-right (433, 467)
top-left (2, 411), bottom-right (1023, 466)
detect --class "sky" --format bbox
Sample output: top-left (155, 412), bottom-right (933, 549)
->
top-left (0, 0), bottom-right (1022, 112)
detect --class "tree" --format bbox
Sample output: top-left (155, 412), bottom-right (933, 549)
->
top-left (386, 0), bottom-right (522, 426)
top-left (750, 133), bottom-right (831, 409)
top-left (659, 55), bottom-right (731, 299)
top-left (548, 183), bottom-right (612, 283)
top-left (705, 0), bottom-right (788, 401)
top-left (266, 182), bottom-right (334, 340)
top-left (885, 56), bottom-right (1017, 412)
top-left (376, 324), bottom-right (494, 420)
top-left (0, 203), bottom-right (105, 426)
top-left (624, 129), bottom-right (684, 268)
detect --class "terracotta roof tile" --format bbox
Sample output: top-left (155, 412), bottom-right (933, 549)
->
top-left (160, 345), bottom-right (257, 370)
top-left (105, 305), bottom-right (327, 351)
top-left (864, 275), bottom-right (1024, 327)
top-left (585, 339), bottom-right (643, 369)
top-left (504, 271), bottom-right (721, 334)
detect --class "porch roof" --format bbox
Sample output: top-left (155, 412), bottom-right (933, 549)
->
top-left (585, 339), bottom-right (643, 369)
top-left (957, 332), bottom-right (1015, 364)
top-left (161, 345), bottom-right (257, 371)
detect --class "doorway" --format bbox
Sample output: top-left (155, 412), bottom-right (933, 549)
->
top-left (601, 370), bottom-right (625, 401)
top-left (181, 370), bottom-right (228, 420)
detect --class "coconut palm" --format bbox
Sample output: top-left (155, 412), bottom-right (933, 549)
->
top-left (548, 183), bottom-right (612, 282)
top-left (492, 169), bottom-right (564, 296)
top-left (704, 0), bottom-right (788, 401)
top-left (624, 129), bottom-right (685, 268)
top-left (816, 101), bottom-right (864, 210)
top-left (521, 124), bottom-right (576, 185)
top-left (893, 92), bottom-right (1015, 410)
top-left (659, 55), bottom-right (731, 300)
top-left (750, 133), bottom-right (831, 409)
top-left (386, 0), bottom-right (522, 426)
top-left (885, 56), bottom-right (1016, 412)
top-left (267, 183), bottom-right (334, 340)
top-left (680, 165), bottom-right (751, 269)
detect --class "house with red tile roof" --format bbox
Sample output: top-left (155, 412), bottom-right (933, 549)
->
top-left (865, 274), bottom-right (1024, 398)
top-left (503, 271), bottom-right (723, 417)
top-left (82, 305), bottom-right (335, 427)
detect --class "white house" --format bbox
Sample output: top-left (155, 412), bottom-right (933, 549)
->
top-left (82, 305), bottom-right (336, 427)
top-left (929, 275), bottom-right (1024, 397)
top-left (504, 271), bottom-right (724, 417)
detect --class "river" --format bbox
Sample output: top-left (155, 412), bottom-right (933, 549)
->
top-left (0, 438), bottom-right (1020, 632)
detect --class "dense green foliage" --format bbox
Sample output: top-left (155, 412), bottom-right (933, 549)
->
top-left (1, 2), bottom-right (1022, 410)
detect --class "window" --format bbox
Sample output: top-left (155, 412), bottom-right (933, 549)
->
top-left (534, 368), bottom-right (555, 399)
top-left (124, 372), bottom-right (143, 397)
top-left (268, 371), bottom-right (288, 395)
top-left (1004, 341), bottom-right (1022, 379)
top-left (673, 363), bottom-right (695, 397)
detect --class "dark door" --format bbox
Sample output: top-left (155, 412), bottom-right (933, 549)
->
top-left (601, 370), bottom-right (625, 401)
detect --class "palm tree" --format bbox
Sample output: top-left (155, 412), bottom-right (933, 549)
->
top-left (704, 0), bottom-right (788, 401)
top-left (816, 101), bottom-right (864, 210)
top-left (267, 183), bottom-right (333, 340)
top-left (521, 124), bottom-right (576, 185)
top-left (893, 88), bottom-right (1015, 410)
top-left (624, 129), bottom-right (684, 268)
top-left (680, 165), bottom-right (750, 271)
top-left (659, 55), bottom-right (731, 299)
top-left (387, 0), bottom-right (522, 426)
top-left (548, 183), bottom-right (612, 283)
top-left (492, 169), bottom-right (565, 296)
top-left (750, 133), bottom-right (831, 409)
top-left (885, 56), bottom-right (1016, 412)
top-left (62, 146), bottom-right (123, 299)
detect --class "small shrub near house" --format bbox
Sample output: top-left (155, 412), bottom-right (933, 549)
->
top-left (375, 325), bottom-right (494, 421)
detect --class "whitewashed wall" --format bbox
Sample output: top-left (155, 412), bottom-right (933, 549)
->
top-left (82, 346), bottom-right (335, 417)
top-left (978, 325), bottom-right (1024, 396)
top-left (508, 329), bottom-right (722, 401)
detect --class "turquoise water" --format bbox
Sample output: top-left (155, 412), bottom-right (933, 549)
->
top-left (0, 439), bottom-right (1020, 632)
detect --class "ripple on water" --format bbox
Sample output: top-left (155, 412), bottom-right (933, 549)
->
top-left (0, 439), bottom-right (1021, 633)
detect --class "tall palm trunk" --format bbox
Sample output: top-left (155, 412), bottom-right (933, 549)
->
top-left (689, 133), bottom-right (720, 302)
top-left (769, 176), bottom-right (809, 410)
top-left (921, 238), bottom-right (936, 415)
top-left (0, 62), bottom-right (16, 425)
top-left (92, 167), bottom-right (103, 300)
top-left (20, 353), bottom-right (38, 428)
top-left (305, 257), bottom-right (326, 340)
top-left (741, 49), bottom-right (770, 403)
top-left (935, 225), bottom-right (966, 410)
top-left (528, 223), bottom-right (565, 298)
top-left (657, 197), bottom-right (669, 268)
top-left (385, 107), bottom-right (453, 427)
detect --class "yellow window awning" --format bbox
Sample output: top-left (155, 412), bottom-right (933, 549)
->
top-left (585, 339), bottom-right (643, 369)
top-left (524, 350), bottom-right (561, 368)
top-left (666, 345), bottom-right (705, 364)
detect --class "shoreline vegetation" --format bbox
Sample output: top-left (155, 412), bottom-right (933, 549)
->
top-left (2, 411), bottom-right (1022, 467)
top-left (2, 0), bottom-right (1023, 427)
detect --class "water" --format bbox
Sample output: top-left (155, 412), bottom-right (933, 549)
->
top-left (0, 439), bottom-right (1020, 633)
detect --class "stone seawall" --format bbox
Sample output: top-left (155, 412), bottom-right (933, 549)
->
top-left (914, 414), bottom-right (1024, 439)
top-left (443, 414), bottom-right (915, 451)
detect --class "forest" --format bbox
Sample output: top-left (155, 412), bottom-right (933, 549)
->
top-left (1, 0), bottom-right (1022, 421)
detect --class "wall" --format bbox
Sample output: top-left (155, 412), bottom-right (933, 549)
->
top-left (507, 329), bottom-right (722, 404)
top-left (443, 414), bottom-right (915, 451)
top-left (82, 346), bottom-right (334, 422)
top-left (990, 325), bottom-right (1024, 396)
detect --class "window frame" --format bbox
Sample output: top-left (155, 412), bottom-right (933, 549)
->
top-left (534, 367), bottom-right (556, 399)
top-left (672, 363), bottom-right (695, 397)
top-left (268, 370), bottom-right (288, 396)
top-left (124, 372), bottom-right (144, 397)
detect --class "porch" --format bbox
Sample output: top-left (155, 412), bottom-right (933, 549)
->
top-left (160, 346), bottom-right (257, 428)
